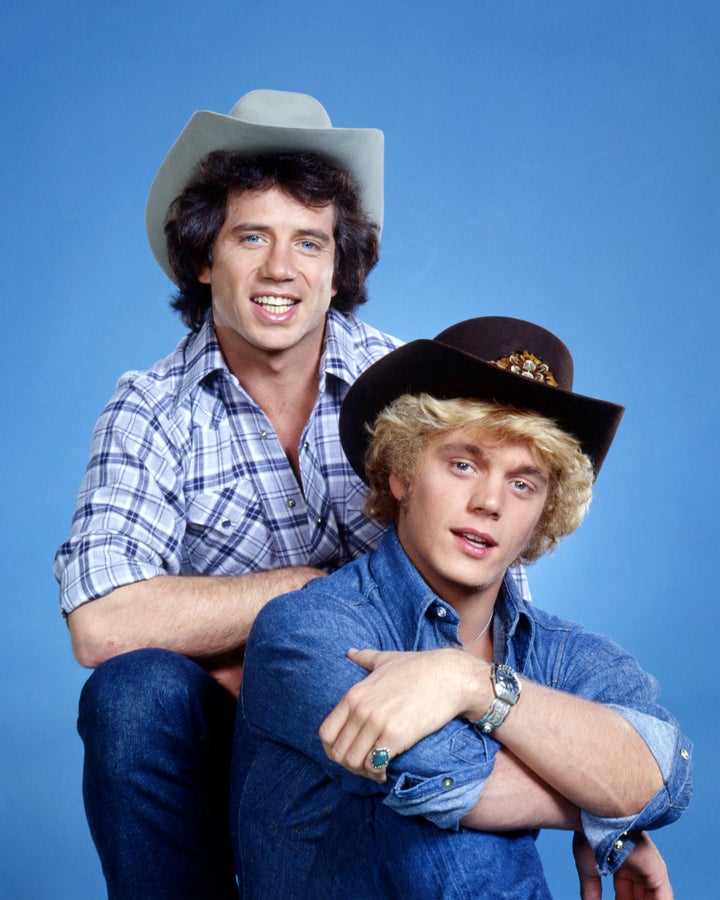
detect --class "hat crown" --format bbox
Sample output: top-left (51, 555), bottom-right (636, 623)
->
top-left (227, 90), bottom-right (333, 130)
top-left (146, 88), bottom-right (384, 281)
top-left (339, 315), bottom-right (624, 481)
top-left (434, 316), bottom-right (574, 390)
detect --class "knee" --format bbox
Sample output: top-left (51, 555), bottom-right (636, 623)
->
top-left (78, 648), bottom-right (208, 743)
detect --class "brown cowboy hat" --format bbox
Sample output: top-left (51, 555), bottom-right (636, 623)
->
top-left (340, 316), bottom-right (624, 481)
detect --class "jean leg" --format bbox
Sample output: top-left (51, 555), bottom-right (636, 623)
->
top-left (78, 648), bottom-right (239, 899)
top-left (309, 798), bottom-right (552, 899)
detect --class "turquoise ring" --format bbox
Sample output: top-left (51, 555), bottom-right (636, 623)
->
top-left (370, 747), bottom-right (391, 769)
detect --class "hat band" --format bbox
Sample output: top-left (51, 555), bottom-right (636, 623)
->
top-left (492, 351), bottom-right (559, 387)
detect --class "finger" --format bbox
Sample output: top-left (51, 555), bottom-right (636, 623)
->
top-left (337, 713), bottom-right (386, 772)
top-left (322, 695), bottom-right (382, 771)
top-left (365, 745), bottom-right (391, 782)
top-left (577, 874), bottom-right (602, 900)
top-left (318, 696), bottom-right (351, 747)
top-left (324, 722), bottom-right (388, 783)
top-left (347, 647), bottom-right (384, 671)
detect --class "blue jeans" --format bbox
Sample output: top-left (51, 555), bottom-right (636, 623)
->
top-left (306, 798), bottom-right (552, 899)
top-left (78, 648), bottom-right (239, 899)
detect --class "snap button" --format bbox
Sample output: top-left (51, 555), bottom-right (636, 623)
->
top-left (441, 777), bottom-right (454, 789)
top-left (286, 498), bottom-right (296, 509)
top-left (436, 606), bottom-right (447, 618)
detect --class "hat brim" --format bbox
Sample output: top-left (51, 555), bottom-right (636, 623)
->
top-left (340, 340), bottom-right (625, 482)
top-left (146, 110), bottom-right (384, 282)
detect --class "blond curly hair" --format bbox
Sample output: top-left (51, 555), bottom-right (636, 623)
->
top-left (363, 394), bottom-right (594, 564)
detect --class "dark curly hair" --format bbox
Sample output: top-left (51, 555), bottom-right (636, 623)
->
top-left (164, 150), bottom-right (380, 331)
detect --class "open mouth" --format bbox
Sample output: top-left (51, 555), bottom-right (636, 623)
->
top-left (453, 530), bottom-right (497, 549)
top-left (252, 295), bottom-right (298, 313)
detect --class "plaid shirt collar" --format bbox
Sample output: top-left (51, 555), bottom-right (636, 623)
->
top-left (177, 308), bottom-right (360, 404)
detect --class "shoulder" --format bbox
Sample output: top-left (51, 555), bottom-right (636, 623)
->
top-left (328, 310), bottom-right (402, 366)
top-left (522, 602), bottom-right (653, 698)
top-left (114, 330), bottom-right (199, 403)
top-left (250, 557), bottom-right (378, 646)
top-left (97, 327), bottom-right (221, 433)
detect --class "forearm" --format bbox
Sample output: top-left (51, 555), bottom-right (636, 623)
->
top-left (461, 748), bottom-right (582, 831)
top-left (68, 566), bottom-right (326, 669)
top-left (329, 648), bottom-right (665, 823)
top-left (463, 672), bottom-right (664, 819)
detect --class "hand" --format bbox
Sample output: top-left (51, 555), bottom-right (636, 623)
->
top-left (319, 646), bottom-right (485, 782)
top-left (612, 832), bottom-right (672, 900)
top-left (573, 831), bottom-right (672, 900)
top-left (198, 649), bottom-right (246, 699)
top-left (205, 662), bottom-right (244, 699)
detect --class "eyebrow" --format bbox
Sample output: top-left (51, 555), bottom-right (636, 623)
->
top-left (440, 441), bottom-right (489, 458)
top-left (510, 465), bottom-right (549, 485)
top-left (229, 223), bottom-right (333, 243)
top-left (438, 441), bottom-right (549, 483)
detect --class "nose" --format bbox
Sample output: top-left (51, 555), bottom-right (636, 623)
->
top-left (470, 478), bottom-right (502, 518)
top-left (260, 241), bottom-right (296, 281)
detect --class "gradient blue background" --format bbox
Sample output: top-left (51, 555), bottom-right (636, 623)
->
top-left (2, 2), bottom-right (717, 896)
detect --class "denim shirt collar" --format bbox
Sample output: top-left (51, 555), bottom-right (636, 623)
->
top-left (493, 571), bottom-right (536, 671)
top-left (371, 529), bottom-right (535, 663)
top-left (368, 528), bottom-right (445, 650)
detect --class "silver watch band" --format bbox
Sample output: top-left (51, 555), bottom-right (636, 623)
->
top-left (477, 697), bottom-right (512, 734)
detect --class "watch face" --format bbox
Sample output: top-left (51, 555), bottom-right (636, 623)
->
top-left (494, 665), bottom-right (521, 704)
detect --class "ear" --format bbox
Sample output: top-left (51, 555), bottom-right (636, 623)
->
top-left (389, 471), bottom-right (407, 502)
top-left (198, 266), bottom-right (212, 285)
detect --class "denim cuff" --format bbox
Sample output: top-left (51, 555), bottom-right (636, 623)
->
top-left (383, 729), bottom-right (498, 830)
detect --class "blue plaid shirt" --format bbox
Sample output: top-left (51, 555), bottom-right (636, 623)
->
top-left (55, 310), bottom-right (530, 614)
top-left (55, 310), bottom-right (403, 613)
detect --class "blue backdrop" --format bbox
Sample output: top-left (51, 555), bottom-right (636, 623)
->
top-left (2, 2), bottom-right (717, 896)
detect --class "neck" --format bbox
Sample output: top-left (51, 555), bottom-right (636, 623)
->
top-left (215, 326), bottom-right (324, 479)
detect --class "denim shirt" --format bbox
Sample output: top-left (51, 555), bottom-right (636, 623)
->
top-left (238, 529), bottom-right (692, 895)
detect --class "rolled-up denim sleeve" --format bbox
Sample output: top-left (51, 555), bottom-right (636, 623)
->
top-left (383, 725), bottom-right (499, 830)
top-left (538, 623), bottom-right (694, 874)
top-left (581, 705), bottom-right (693, 875)
top-left (242, 589), bottom-right (501, 831)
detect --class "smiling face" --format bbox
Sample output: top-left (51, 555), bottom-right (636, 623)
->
top-left (391, 427), bottom-right (549, 610)
top-left (199, 186), bottom-right (337, 371)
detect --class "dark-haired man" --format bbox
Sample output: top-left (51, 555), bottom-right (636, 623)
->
top-left (236, 317), bottom-right (692, 898)
top-left (54, 91), bottom-right (405, 898)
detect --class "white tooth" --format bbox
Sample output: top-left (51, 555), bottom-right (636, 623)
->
top-left (254, 295), bottom-right (295, 310)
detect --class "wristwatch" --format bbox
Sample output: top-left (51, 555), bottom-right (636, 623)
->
top-left (477, 664), bottom-right (521, 734)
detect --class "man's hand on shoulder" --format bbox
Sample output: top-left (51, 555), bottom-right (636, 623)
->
top-left (67, 566), bottom-right (329, 671)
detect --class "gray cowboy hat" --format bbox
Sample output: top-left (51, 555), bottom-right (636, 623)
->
top-left (145, 89), bottom-right (384, 282)
top-left (340, 316), bottom-right (625, 482)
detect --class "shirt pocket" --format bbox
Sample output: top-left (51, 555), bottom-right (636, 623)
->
top-left (182, 480), bottom-right (279, 575)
